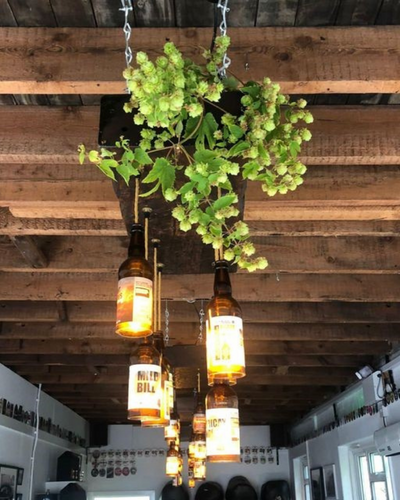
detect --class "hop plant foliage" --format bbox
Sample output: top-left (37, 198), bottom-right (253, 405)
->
top-left (79, 36), bottom-right (313, 272)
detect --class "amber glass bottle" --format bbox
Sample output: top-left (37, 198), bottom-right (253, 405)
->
top-left (128, 337), bottom-right (161, 421)
top-left (166, 442), bottom-right (180, 476)
top-left (206, 260), bottom-right (245, 385)
top-left (116, 223), bottom-right (153, 338)
top-left (192, 393), bottom-right (206, 434)
top-left (206, 379), bottom-right (240, 463)
top-left (141, 333), bottom-right (171, 427)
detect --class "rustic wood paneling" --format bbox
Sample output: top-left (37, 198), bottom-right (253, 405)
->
top-left (134, 0), bottom-right (175, 27)
top-left (0, 0), bottom-right (17, 26)
top-left (7, 0), bottom-right (56, 26)
top-left (295, 0), bottom-right (341, 26)
top-left (175, 0), bottom-right (214, 27)
top-left (336, 0), bottom-right (382, 25)
top-left (256, 0), bottom-right (298, 26)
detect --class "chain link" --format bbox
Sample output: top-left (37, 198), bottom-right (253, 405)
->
top-left (198, 301), bottom-right (205, 344)
top-left (217, 0), bottom-right (231, 78)
top-left (164, 299), bottom-right (170, 346)
top-left (119, 0), bottom-right (133, 83)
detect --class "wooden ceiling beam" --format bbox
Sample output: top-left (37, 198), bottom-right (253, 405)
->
top-left (0, 107), bottom-right (399, 165)
top-left (1, 321), bottom-right (398, 342)
top-left (0, 27), bottom-right (399, 94)
top-left (9, 236), bottom-right (48, 269)
top-left (0, 271), bottom-right (399, 302)
top-left (24, 372), bottom-right (352, 386)
top-left (2, 235), bottom-right (400, 274)
top-left (0, 338), bottom-right (389, 355)
top-left (0, 353), bottom-right (372, 368)
top-left (1, 301), bottom-right (398, 324)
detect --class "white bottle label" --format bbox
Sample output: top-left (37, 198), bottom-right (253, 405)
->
top-left (206, 408), bottom-right (240, 457)
top-left (117, 277), bottom-right (153, 329)
top-left (207, 316), bottom-right (245, 368)
top-left (128, 364), bottom-right (161, 410)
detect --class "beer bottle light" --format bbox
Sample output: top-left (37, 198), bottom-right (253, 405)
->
top-left (116, 224), bottom-right (153, 338)
top-left (206, 260), bottom-right (245, 385)
top-left (192, 394), bottom-right (206, 434)
top-left (128, 337), bottom-right (162, 421)
top-left (206, 380), bottom-right (240, 463)
top-left (166, 442), bottom-right (180, 476)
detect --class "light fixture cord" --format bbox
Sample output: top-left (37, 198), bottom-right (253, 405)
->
top-left (198, 300), bottom-right (204, 345)
top-left (143, 208), bottom-right (152, 260)
top-left (119, 0), bottom-right (133, 91)
top-left (217, 187), bottom-right (223, 261)
top-left (217, 0), bottom-right (231, 78)
top-left (134, 177), bottom-right (139, 224)
top-left (158, 266), bottom-right (163, 331)
top-left (197, 368), bottom-right (201, 394)
top-left (153, 241), bottom-right (158, 329)
top-left (165, 299), bottom-right (170, 346)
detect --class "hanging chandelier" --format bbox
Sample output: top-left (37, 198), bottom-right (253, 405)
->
top-left (206, 259), bottom-right (246, 385)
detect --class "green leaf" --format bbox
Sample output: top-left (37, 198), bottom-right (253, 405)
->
top-left (100, 148), bottom-right (115, 158)
top-left (241, 83), bottom-right (260, 99)
top-left (228, 124), bottom-right (244, 139)
top-left (289, 141), bottom-right (301, 158)
top-left (184, 116), bottom-right (201, 139)
top-left (228, 141), bottom-right (250, 158)
top-left (175, 120), bottom-right (183, 137)
top-left (142, 158), bottom-right (175, 195)
top-left (141, 181), bottom-right (161, 198)
top-left (196, 112), bottom-right (218, 150)
top-left (242, 161), bottom-right (259, 179)
top-left (213, 194), bottom-right (237, 212)
top-left (88, 150), bottom-right (100, 163)
top-left (194, 150), bottom-right (217, 163)
top-left (116, 162), bottom-right (138, 186)
top-left (78, 145), bottom-right (85, 165)
top-left (134, 147), bottom-right (153, 166)
top-left (98, 160), bottom-right (117, 181)
top-left (179, 181), bottom-right (195, 195)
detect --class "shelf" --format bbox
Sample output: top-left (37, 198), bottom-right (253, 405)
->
top-left (0, 414), bottom-right (85, 453)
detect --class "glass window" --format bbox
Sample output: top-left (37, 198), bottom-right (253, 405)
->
top-left (356, 451), bottom-right (392, 500)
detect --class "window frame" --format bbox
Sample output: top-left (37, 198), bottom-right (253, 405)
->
top-left (353, 448), bottom-right (393, 500)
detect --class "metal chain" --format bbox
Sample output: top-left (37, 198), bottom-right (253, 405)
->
top-left (119, 0), bottom-right (133, 83)
top-left (198, 301), bottom-right (205, 344)
top-left (217, 0), bottom-right (231, 78)
top-left (164, 299), bottom-right (170, 346)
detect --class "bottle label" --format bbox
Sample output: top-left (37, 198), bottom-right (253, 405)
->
top-left (206, 408), bottom-right (240, 457)
top-left (207, 316), bottom-right (245, 370)
top-left (193, 413), bottom-right (206, 434)
top-left (116, 277), bottom-right (153, 330)
top-left (128, 364), bottom-right (161, 410)
top-left (163, 378), bottom-right (171, 420)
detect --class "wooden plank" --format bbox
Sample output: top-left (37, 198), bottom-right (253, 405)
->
top-left (0, 106), bottom-right (398, 166)
top-left (1, 300), bottom-right (399, 324)
top-left (0, 271), bottom-right (400, 302)
top-left (295, 0), bottom-right (340, 25)
top-left (2, 235), bottom-right (400, 274)
top-left (0, 353), bottom-right (371, 368)
top-left (174, 0), bottom-right (214, 26)
top-left (9, 236), bottom-right (48, 269)
top-left (7, 0), bottom-right (56, 26)
top-left (376, 0), bottom-right (400, 24)
top-left (0, 27), bottom-right (400, 94)
top-left (0, 1), bottom-right (17, 26)
top-left (0, 339), bottom-right (390, 355)
top-left (336, 0), bottom-right (381, 25)
top-left (227, 0), bottom-right (259, 26)
top-left (1, 322), bottom-right (398, 342)
top-left (134, 0), bottom-right (175, 27)
top-left (50, 0), bottom-right (96, 27)
top-left (256, 0), bottom-right (297, 26)
top-left (0, 208), bottom-right (126, 236)
top-left (90, 0), bottom-right (125, 26)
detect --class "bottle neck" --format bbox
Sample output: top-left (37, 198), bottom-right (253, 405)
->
top-left (128, 224), bottom-right (146, 258)
top-left (213, 260), bottom-right (232, 296)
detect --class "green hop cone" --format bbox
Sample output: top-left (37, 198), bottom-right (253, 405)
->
top-left (172, 206), bottom-right (186, 222)
top-left (243, 242), bottom-right (256, 257)
top-left (179, 220), bottom-right (192, 232)
top-left (224, 248), bottom-right (235, 261)
top-left (164, 188), bottom-right (178, 202)
top-left (136, 52), bottom-right (148, 65)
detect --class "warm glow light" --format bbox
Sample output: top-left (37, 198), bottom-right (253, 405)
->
top-left (116, 276), bottom-right (153, 338)
top-left (166, 444), bottom-right (180, 476)
top-left (141, 372), bottom-right (171, 427)
top-left (192, 402), bottom-right (206, 434)
top-left (206, 314), bottom-right (245, 385)
top-left (193, 459), bottom-right (206, 480)
top-left (128, 363), bottom-right (161, 421)
top-left (189, 434), bottom-right (207, 460)
top-left (164, 417), bottom-right (180, 444)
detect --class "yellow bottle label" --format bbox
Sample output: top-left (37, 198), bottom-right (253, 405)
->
top-left (206, 408), bottom-right (240, 457)
top-left (207, 316), bottom-right (245, 372)
top-left (128, 364), bottom-right (161, 411)
top-left (116, 277), bottom-right (153, 331)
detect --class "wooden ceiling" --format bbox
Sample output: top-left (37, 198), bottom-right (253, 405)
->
top-left (0, 0), bottom-right (399, 426)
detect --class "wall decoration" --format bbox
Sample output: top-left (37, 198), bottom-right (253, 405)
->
top-left (310, 468), bottom-right (324, 500)
top-left (0, 465), bottom-right (18, 500)
top-left (323, 464), bottom-right (338, 499)
top-left (16, 470), bottom-right (23, 487)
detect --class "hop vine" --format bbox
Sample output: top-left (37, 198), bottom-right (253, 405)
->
top-left (78, 36), bottom-right (313, 272)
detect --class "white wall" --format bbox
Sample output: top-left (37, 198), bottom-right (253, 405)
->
top-left (87, 425), bottom-right (290, 499)
top-left (289, 353), bottom-right (400, 500)
top-left (0, 364), bottom-right (89, 500)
